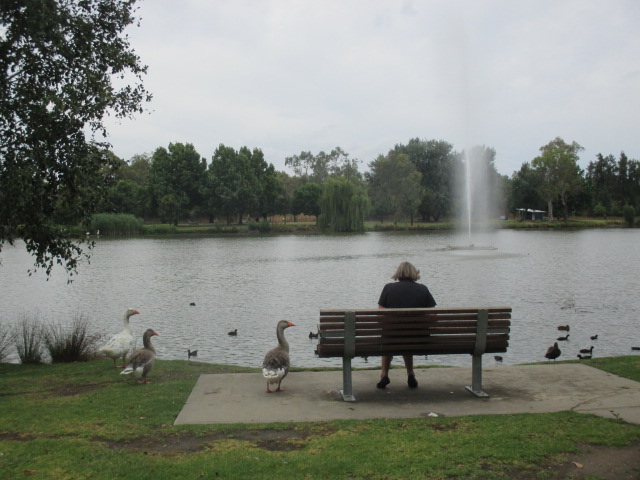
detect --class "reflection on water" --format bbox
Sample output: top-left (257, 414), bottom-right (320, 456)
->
top-left (1, 230), bottom-right (639, 370)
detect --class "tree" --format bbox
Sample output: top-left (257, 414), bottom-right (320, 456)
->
top-left (147, 143), bottom-right (206, 224)
top-left (507, 162), bottom-right (545, 215)
top-left (0, 0), bottom-right (150, 276)
top-left (241, 146), bottom-right (281, 220)
top-left (389, 139), bottom-right (458, 222)
top-left (207, 144), bottom-right (274, 224)
top-left (585, 153), bottom-right (617, 214)
top-left (285, 147), bottom-right (362, 184)
top-left (532, 138), bottom-right (584, 221)
top-left (367, 153), bottom-right (422, 224)
top-left (317, 177), bottom-right (370, 232)
top-left (292, 182), bottom-right (322, 222)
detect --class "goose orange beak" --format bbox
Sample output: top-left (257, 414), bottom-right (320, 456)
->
top-left (287, 322), bottom-right (296, 327)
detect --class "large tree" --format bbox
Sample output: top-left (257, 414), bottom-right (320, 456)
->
top-left (317, 177), bottom-right (369, 232)
top-left (292, 182), bottom-right (322, 221)
top-left (532, 137), bottom-right (584, 221)
top-left (389, 138), bottom-right (458, 222)
top-left (0, 0), bottom-right (150, 276)
top-left (367, 153), bottom-right (422, 224)
top-left (147, 143), bottom-right (206, 224)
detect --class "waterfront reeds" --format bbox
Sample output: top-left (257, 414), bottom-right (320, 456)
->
top-left (90, 213), bottom-right (144, 235)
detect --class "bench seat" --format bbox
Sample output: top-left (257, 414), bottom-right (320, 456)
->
top-left (314, 307), bottom-right (511, 401)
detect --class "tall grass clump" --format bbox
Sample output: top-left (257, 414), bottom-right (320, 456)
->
top-left (15, 314), bottom-right (46, 364)
top-left (0, 322), bottom-right (15, 362)
top-left (90, 213), bottom-right (144, 235)
top-left (248, 219), bottom-right (271, 233)
top-left (43, 314), bottom-right (103, 363)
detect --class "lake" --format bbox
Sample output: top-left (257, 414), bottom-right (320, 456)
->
top-left (1, 229), bottom-right (639, 369)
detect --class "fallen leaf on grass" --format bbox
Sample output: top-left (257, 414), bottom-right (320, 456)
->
top-left (572, 462), bottom-right (584, 468)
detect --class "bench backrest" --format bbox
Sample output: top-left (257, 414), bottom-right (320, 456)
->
top-left (315, 307), bottom-right (511, 358)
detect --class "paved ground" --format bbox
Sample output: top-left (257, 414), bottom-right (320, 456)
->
top-left (174, 364), bottom-right (640, 425)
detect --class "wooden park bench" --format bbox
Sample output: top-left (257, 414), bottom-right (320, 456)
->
top-left (314, 307), bottom-right (511, 401)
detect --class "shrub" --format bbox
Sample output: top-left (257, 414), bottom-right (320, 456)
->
top-left (593, 203), bottom-right (607, 217)
top-left (622, 204), bottom-right (636, 226)
top-left (248, 220), bottom-right (272, 233)
top-left (43, 314), bottom-right (103, 363)
top-left (0, 322), bottom-right (15, 362)
top-left (15, 314), bottom-right (46, 364)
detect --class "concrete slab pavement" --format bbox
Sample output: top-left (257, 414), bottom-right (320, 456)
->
top-left (174, 364), bottom-right (640, 425)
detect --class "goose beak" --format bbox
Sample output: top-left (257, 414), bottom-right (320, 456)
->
top-left (287, 322), bottom-right (296, 327)
top-left (153, 331), bottom-right (159, 336)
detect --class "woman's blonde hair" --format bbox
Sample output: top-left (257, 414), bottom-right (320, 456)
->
top-left (391, 261), bottom-right (421, 281)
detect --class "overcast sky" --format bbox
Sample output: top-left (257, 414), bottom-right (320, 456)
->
top-left (103, 0), bottom-right (640, 177)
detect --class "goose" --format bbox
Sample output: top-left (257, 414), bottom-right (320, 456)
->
top-left (557, 325), bottom-right (570, 331)
top-left (228, 329), bottom-right (237, 336)
top-left (557, 334), bottom-right (570, 341)
top-left (545, 342), bottom-right (561, 361)
top-left (577, 354), bottom-right (592, 360)
top-left (99, 308), bottom-right (140, 368)
top-left (188, 349), bottom-right (198, 360)
top-left (590, 335), bottom-right (598, 340)
top-left (579, 346), bottom-right (594, 355)
top-left (262, 320), bottom-right (296, 393)
top-left (121, 329), bottom-right (158, 384)
top-left (309, 331), bottom-right (319, 339)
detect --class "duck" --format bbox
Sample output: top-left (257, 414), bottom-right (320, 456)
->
top-left (579, 346), bottom-right (594, 355)
top-left (262, 320), bottom-right (296, 393)
top-left (557, 325), bottom-right (570, 331)
top-left (590, 335), bottom-right (598, 340)
top-left (557, 334), bottom-right (570, 341)
top-left (190, 302), bottom-right (196, 306)
top-left (121, 329), bottom-right (159, 384)
top-left (309, 331), bottom-right (319, 339)
top-left (228, 329), bottom-right (238, 336)
top-left (188, 349), bottom-right (198, 360)
top-left (577, 354), bottom-right (592, 360)
top-left (494, 355), bottom-right (503, 362)
top-left (99, 308), bottom-right (140, 368)
top-left (545, 342), bottom-right (561, 361)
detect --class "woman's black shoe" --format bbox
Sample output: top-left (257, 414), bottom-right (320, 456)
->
top-left (376, 376), bottom-right (390, 388)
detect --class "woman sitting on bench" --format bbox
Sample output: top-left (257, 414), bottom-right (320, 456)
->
top-left (377, 261), bottom-right (437, 389)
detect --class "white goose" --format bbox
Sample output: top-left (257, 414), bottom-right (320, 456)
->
top-left (262, 320), bottom-right (296, 393)
top-left (99, 308), bottom-right (140, 368)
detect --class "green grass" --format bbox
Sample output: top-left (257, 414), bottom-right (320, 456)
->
top-left (1, 357), bottom-right (639, 479)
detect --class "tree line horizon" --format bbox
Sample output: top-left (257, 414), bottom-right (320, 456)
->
top-left (101, 136), bottom-right (639, 229)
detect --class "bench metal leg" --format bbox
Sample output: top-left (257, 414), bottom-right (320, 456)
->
top-left (465, 353), bottom-right (489, 397)
top-left (340, 357), bottom-right (356, 402)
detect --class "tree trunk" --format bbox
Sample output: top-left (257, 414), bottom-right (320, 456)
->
top-left (547, 199), bottom-right (554, 220)
top-left (561, 194), bottom-right (569, 221)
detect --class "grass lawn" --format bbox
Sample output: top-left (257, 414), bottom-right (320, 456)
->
top-left (1, 357), bottom-right (639, 479)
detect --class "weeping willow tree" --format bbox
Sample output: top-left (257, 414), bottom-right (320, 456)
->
top-left (318, 177), bottom-right (370, 232)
